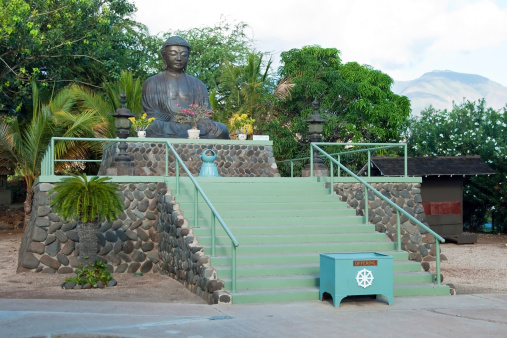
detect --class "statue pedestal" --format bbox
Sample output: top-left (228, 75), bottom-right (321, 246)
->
top-left (98, 138), bottom-right (280, 178)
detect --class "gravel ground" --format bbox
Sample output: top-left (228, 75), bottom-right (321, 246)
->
top-left (436, 233), bottom-right (507, 295)
top-left (0, 230), bottom-right (506, 301)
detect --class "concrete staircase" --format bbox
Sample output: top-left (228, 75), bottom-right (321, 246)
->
top-left (173, 177), bottom-right (449, 304)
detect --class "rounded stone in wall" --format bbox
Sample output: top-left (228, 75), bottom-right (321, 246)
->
top-left (113, 240), bottom-right (123, 254)
top-left (127, 262), bottom-right (141, 273)
top-left (96, 232), bottom-right (106, 247)
top-left (105, 230), bottom-right (118, 243)
top-left (40, 255), bottom-right (61, 270)
top-left (57, 253), bottom-right (69, 266)
top-left (116, 263), bottom-right (128, 273)
top-left (29, 242), bottom-right (45, 254)
top-left (61, 240), bottom-right (75, 255)
top-left (66, 230), bottom-right (79, 242)
top-left (22, 252), bottom-right (40, 269)
top-left (33, 227), bottom-right (48, 242)
top-left (140, 260), bottom-right (153, 273)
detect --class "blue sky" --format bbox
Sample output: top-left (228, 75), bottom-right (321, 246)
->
top-left (133, 0), bottom-right (507, 86)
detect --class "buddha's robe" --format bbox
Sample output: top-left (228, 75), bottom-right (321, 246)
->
top-left (142, 71), bottom-right (229, 139)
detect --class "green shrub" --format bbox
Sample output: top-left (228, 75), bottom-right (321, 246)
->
top-left (65, 259), bottom-right (113, 287)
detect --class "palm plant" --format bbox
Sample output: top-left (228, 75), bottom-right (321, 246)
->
top-left (49, 174), bottom-right (123, 266)
top-left (216, 51), bottom-right (275, 129)
top-left (0, 82), bottom-right (112, 229)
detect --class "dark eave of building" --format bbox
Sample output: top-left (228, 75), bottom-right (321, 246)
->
top-left (359, 156), bottom-right (496, 177)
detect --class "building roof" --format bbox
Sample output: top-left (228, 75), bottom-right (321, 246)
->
top-left (0, 156), bottom-right (14, 176)
top-left (360, 156), bottom-right (496, 177)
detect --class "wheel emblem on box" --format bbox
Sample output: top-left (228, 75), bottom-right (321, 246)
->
top-left (356, 269), bottom-right (374, 288)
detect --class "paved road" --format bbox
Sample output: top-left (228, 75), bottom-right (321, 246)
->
top-left (1, 294), bottom-right (506, 337)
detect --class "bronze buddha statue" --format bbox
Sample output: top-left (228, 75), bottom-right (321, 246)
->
top-left (142, 36), bottom-right (229, 139)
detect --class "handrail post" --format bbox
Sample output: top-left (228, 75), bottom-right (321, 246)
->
top-left (232, 244), bottom-right (237, 293)
top-left (50, 137), bottom-right (55, 175)
top-left (290, 160), bottom-right (294, 177)
top-left (211, 213), bottom-right (216, 256)
top-left (310, 143), bottom-right (314, 177)
top-left (337, 155), bottom-right (341, 177)
top-left (404, 144), bottom-right (408, 177)
top-left (194, 186), bottom-right (198, 227)
top-left (396, 210), bottom-right (401, 251)
top-left (165, 142), bottom-right (169, 177)
top-left (367, 150), bottom-right (371, 177)
top-left (330, 163), bottom-right (334, 195)
top-left (364, 185), bottom-right (369, 224)
top-left (436, 241), bottom-right (441, 285)
top-left (175, 159), bottom-right (180, 194)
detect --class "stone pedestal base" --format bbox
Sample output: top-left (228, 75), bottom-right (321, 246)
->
top-left (109, 161), bottom-right (135, 176)
top-left (302, 163), bottom-right (329, 177)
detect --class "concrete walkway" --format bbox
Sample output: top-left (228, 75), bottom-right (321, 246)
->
top-left (1, 294), bottom-right (506, 337)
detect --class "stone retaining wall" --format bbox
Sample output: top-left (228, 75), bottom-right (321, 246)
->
top-left (98, 141), bottom-right (279, 177)
top-left (17, 181), bottom-right (229, 304)
top-left (156, 190), bottom-right (231, 304)
top-left (334, 182), bottom-right (444, 270)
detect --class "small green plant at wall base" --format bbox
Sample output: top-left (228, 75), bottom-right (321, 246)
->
top-left (65, 260), bottom-right (113, 287)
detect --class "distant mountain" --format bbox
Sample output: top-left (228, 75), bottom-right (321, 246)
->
top-left (392, 70), bottom-right (507, 116)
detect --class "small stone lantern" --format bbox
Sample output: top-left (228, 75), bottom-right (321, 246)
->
top-left (111, 93), bottom-right (134, 139)
top-left (302, 99), bottom-right (329, 177)
top-left (111, 93), bottom-right (134, 175)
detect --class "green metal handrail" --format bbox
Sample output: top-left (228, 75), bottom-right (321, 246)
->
top-left (41, 136), bottom-right (239, 292)
top-left (310, 142), bottom-right (445, 285)
top-left (277, 143), bottom-right (408, 178)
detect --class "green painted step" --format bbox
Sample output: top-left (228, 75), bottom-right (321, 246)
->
top-left (175, 194), bottom-right (338, 203)
top-left (198, 232), bottom-right (387, 246)
top-left (204, 241), bottom-right (396, 256)
top-left (181, 208), bottom-right (357, 218)
top-left (230, 283), bottom-right (450, 304)
top-left (394, 284), bottom-right (450, 297)
top-left (179, 201), bottom-right (348, 211)
top-left (168, 177), bottom-right (449, 303)
top-left (209, 254), bottom-right (420, 272)
top-left (194, 224), bottom-right (376, 236)
top-left (189, 216), bottom-right (367, 227)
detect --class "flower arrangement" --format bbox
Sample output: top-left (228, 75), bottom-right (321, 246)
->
top-left (174, 104), bottom-right (212, 129)
top-left (129, 113), bottom-right (155, 132)
top-left (229, 113), bottom-right (255, 135)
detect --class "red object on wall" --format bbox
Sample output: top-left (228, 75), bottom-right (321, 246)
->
top-left (421, 201), bottom-right (461, 215)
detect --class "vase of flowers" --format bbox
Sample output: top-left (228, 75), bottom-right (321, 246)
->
top-left (174, 104), bottom-right (212, 139)
top-left (229, 113), bottom-right (255, 140)
top-left (129, 113), bottom-right (155, 137)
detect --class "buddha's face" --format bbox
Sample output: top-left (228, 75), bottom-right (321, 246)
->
top-left (163, 45), bottom-right (189, 72)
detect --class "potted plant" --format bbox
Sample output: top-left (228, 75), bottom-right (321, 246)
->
top-left (129, 113), bottom-right (155, 137)
top-left (49, 174), bottom-right (124, 267)
top-left (174, 104), bottom-right (212, 139)
top-left (229, 113), bottom-right (255, 140)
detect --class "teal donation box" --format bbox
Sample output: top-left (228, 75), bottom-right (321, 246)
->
top-left (319, 252), bottom-right (393, 307)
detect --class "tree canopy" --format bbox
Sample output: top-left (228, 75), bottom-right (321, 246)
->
top-left (165, 18), bottom-right (255, 91)
top-left (261, 45), bottom-right (411, 171)
top-left (0, 0), bottom-right (156, 116)
top-left (404, 100), bottom-right (507, 231)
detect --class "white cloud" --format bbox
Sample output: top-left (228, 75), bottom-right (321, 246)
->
top-left (132, 0), bottom-right (507, 86)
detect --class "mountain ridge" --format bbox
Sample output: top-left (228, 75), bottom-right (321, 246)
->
top-left (392, 70), bottom-right (507, 116)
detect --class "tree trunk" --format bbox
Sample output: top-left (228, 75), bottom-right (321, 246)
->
top-left (77, 221), bottom-right (99, 267)
top-left (23, 187), bottom-right (34, 230)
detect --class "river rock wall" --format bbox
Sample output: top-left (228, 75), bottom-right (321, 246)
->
top-left (98, 142), bottom-right (279, 178)
top-left (17, 181), bottom-right (229, 304)
top-left (334, 182), bottom-right (445, 270)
